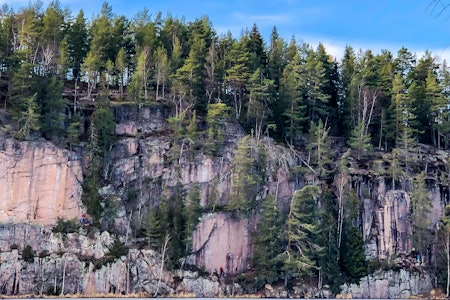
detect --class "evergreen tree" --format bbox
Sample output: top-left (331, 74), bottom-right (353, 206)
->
top-left (183, 183), bottom-right (202, 253)
top-left (348, 120), bottom-right (372, 160)
top-left (67, 9), bottom-right (88, 81)
top-left (225, 39), bottom-right (250, 119)
top-left (305, 50), bottom-right (330, 123)
top-left (9, 62), bottom-right (40, 139)
top-left (39, 75), bottom-right (66, 138)
top-left (427, 69), bottom-right (445, 148)
top-left (253, 194), bottom-right (283, 286)
top-left (246, 68), bottom-right (274, 140)
top-left (281, 185), bottom-right (323, 278)
top-left (143, 207), bottom-right (163, 249)
top-left (340, 226), bottom-right (367, 282)
top-left (410, 172), bottom-right (432, 262)
top-left (307, 119), bottom-right (333, 180)
top-left (281, 52), bottom-right (307, 145)
top-left (229, 135), bottom-right (258, 211)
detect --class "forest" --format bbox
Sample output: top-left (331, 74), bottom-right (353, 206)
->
top-left (2, 0), bottom-right (450, 294)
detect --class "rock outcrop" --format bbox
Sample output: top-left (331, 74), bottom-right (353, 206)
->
top-left (340, 269), bottom-right (432, 298)
top-left (191, 213), bottom-right (252, 275)
top-left (0, 224), bottom-right (230, 296)
top-left (0, 139), bottom-right (83, 225)
top-left (1, 104), bottom-right (448, 298)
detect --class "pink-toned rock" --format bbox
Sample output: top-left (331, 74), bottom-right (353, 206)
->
top-left (192, 213), bottom-right (251, 274)
top-left (0, 139), bottom-right (83, 225)
top-left (115, 122), bottom-right (137, 136)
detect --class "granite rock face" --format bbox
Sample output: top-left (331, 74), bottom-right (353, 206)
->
top-left (340, 269), bottom-right (432, 299)
top-left (0, 139), bottom-right (83, 225)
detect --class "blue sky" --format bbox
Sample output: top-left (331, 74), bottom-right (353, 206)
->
top-left (2, 0), bottom-right (450, 60)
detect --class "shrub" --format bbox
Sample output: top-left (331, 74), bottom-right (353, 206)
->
top-left (108, 240), bottom-right (128, 259)
top-left (38, 250), bottom-right (49, 258)
top-left (52, 218), bottom-right (80, 234)
top-left (22, 245), bottom-right (35, 263)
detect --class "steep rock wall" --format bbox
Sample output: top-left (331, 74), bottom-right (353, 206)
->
top-left (0, 224), bottom-right (228, 296)
top-left (0, 139), bottom-right (83, 225)
top-left (340, 270), bottom-right (432, 298)
top-left (356, 174), bottom-right (446, 260)
top-left (191, 213), bottom-right (252, 274)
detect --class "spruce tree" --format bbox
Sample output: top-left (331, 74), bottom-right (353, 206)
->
top-left (229, 135), bottom-right (258, 211)
top-left (253, 194), bottom-right (283, 286)
top-left (410, 172), bottom-right (432, 262)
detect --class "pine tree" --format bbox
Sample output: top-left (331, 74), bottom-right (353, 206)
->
top-left (39, 76), bottom-right (66, 138)
top-left (340, 226), bottom-right (367, 282)
top-left (427, 69), bottom-right (445, 148)
top-left (183, 183), bottom-right (202, 253)
top-left (143, 207), bottom-right (163, 249)
top-left (281, 185), bottom-right (323, 278)
top-left (225, 39), bottom-right (250, 119)
top-left (307, 119), bottom-right (333, 180)
top-left (410, 172), bottom-right (432, 262)
top-left (229, 136), bottom-right (258, 211)
top-left (348, 120), bottom-right (372, 160)
top-left (305, 49), bottom-right (331, 123)
top-left (246, 68), bottom-right (274, 140)
top-left (67, 10), bottom-right (88, 81)
top-left (9, 62), bottom-right (40, 139)
top-left (253, 194), bottom-right (283, 286)
top-left (281, 52), bottom-right (307, 145)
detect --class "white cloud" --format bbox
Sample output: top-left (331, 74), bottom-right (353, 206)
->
top-left (299, 34), bottom-right (450, 63)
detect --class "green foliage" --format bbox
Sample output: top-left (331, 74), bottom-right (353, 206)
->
top-left (307, 119), bottom-right (333, 179)
top-left (228, 136), bottom-right (259, 211)
top-left (22, 244), bottom-right (35, 263)
top-left (348, 121), bottom-right (372, 160)
top-left (53, 218), bottom-right (80, 234)
top-left (282, 185), bottom-right (323, 277)
top-left (410, 172), bottom-right (432, 259)
top-left (253, 194), bottom-right (283, 287)
top-left (143, 207), bottom-right (163, 249)
top-left (92, 108), bottom-right (116, 154)
top-left (206, 103), bottom-right (229, 153)
top-left (183, 183), bottom-right (203, 251)
top-left (108, 239), bottom-right (128, 258)
top-left (81, 174), bottom-right (103, 224)
top-left (340, 226), bottom-right (367, 282)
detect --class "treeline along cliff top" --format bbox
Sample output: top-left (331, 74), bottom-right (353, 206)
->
top-left (2, 0), bottom-right (450, 298)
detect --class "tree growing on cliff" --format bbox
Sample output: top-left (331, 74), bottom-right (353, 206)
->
top-left (183, 183), bottom-right (202, 253)
top-left (229, 135), bottom-right (258, 211)
top-left (280, 185), bottom-right (323, 279)
top-left (253, 194), bottom-right (283, 286)
top-left (411, 172), bottom-right (432, 262)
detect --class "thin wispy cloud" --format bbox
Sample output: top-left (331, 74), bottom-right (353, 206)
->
top-left (232, 12), bottom-right (291, 24)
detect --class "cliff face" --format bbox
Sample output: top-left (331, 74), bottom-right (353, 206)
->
top-left (1, 104), bottom-right (448, 297)
top-left (0, 223), bottom-right (217, 296)
top-left (0, 138), bottom-right (83, 225)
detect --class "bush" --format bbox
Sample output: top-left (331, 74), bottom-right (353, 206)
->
top-left (38, 250), bottom-right (49, 258)
top-left (22, 245), bottom-right (35, 263)
top-left (53, 218), bottom-right (80, 234)
top-left (108, 240), bottom-right (128, 259)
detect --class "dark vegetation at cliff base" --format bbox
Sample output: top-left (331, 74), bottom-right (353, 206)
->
top-left (2, 0), bottom-right (450, 296)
